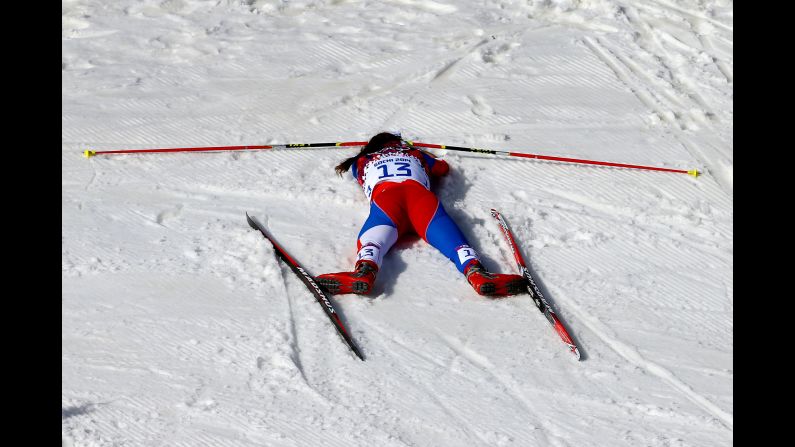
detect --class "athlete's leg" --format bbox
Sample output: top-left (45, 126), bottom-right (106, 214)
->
top-left (404, 183), bottom-right (480, 273)
top-left (315, 193), bottom-right (402, 295)
top-left (404, 182), bottom-right (527, 296)
top-left (355, 199), bottom-right (400, 269)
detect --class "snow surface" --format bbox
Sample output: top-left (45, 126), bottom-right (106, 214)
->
top-left (63, 0), bottom-right (732, 446)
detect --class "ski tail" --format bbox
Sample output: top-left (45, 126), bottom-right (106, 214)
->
top-left (246, 213), bottom-right (365, 361)
top-left (490, 209), bottom-right (581, 360)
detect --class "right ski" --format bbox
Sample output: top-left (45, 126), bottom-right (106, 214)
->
top-left (490, 209), bottom-right (581, 360)
top-left (246, 213), bottom-right (365, 361)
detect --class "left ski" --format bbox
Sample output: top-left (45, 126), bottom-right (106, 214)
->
top-left (246, 213), bottom-right (365, 361)
top-left (490, 209), bottom-right (581, 360)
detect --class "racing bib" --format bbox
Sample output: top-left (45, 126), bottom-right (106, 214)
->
top-left (361, 152), bottom-right (430, 200)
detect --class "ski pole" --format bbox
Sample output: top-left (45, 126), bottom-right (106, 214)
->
top-left (82, 139), bottom-right (700, 177)
top-left (82, 141), bottom-right (369, 158)
top-left (408, 141), bottom-right (700, 177)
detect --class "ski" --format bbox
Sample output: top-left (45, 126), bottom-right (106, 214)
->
top-left (246, 213), bottom-right (365, 361)
top-left (490, 209), bottom-right (581, 360)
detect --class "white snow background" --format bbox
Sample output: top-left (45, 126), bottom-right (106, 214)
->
top-left (62, 0), bottom-right (732, 446)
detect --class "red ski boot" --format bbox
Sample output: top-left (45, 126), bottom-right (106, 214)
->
top-left (316, 260), bottom-right (378, 295)
top-left (465, 262), bottom-right (527, 297)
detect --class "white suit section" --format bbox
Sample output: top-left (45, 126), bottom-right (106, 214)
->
top-left (361, 152), bottom-right (431, 200)
top-left (357, 224), bottom-right (399, 267)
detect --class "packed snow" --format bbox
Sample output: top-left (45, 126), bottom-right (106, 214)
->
top-left (62, 0), bottom-right (733, 446)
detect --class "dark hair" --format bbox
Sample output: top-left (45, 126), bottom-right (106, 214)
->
top-left (334, 132), bottom-right (402, 176)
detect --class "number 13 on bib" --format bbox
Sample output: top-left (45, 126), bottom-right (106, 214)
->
top-left (362, 154), bottom-right (430, 200)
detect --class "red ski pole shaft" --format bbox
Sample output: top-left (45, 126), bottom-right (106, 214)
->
top-left (409, 142), bottom-right (700, 177)
top-left (83, 141), bottom-right (368, 158)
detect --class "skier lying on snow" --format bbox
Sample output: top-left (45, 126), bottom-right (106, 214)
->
top-left (316, 132), bottom-right (527, 297)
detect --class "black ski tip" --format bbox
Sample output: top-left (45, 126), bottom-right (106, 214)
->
top-left (245, 212), bottom-right (259, 230)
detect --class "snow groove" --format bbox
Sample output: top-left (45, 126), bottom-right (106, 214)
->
top-left (552, 285), bottom-right (733, 430)
top-left (356, 320), bottom-right (496, 446)
top-left (435, 332), bottom-right (565, 446)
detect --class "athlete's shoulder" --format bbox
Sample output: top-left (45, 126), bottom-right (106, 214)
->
top-left (412, 148), bottom-right (448, 176)
top-left (405, 148), bottom-right (425, 157)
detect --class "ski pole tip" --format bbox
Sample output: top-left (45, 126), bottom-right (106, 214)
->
top-left (83, 150), bottom-right (96, 158)
top-left (687, 169), bottom-right (700, 178)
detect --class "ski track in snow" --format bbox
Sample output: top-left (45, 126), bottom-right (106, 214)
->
top-left (553, 285), bottom-right (733, 430)
top-left (63, 0), bottom-right (732, 446)
top-left (434, 332), bottom-right (564, 446)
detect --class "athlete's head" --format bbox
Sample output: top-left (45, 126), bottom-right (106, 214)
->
top-left (334, 132), bottom-right (405, 176)
top-left (364, 132), bottom-right (402, 152)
